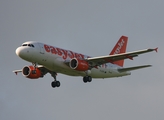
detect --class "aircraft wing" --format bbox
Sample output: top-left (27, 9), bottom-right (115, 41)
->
top-left (13, 69), bottom-right (22, 75)
top-left (86, 48), bottom-right (158, 67)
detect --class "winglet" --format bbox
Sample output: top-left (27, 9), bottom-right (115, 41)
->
top-left (154, 47), bottom-right (158, 52)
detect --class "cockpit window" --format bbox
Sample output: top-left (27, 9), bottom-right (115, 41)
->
top-left (22, 44), bottom-right (35, 47)
top-left (31, 44), bottom-right (34, 47)
top-left (28, 44), bottom-right (31, 47)
top-left (22, 44), bottom-right (27, 46)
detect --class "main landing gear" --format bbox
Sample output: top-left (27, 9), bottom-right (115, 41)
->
top-left (50, 74), bottom-right (92, 88)
top-left (51, 72), bottom-right (60, 88)
top-left (83, 76), bottom-right (92, 83)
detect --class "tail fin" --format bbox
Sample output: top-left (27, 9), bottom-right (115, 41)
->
top-left (110, 36), bottom-right (128, 67)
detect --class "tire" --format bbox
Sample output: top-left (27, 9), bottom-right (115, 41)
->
top-left (51, 81), bottom-right (56, 88)
top-left (83, 76), bottom-right (88, 83)
top-left (56, 81), bottom-right (60, 87)
top-left (87, 76), bottom-right (92, 82)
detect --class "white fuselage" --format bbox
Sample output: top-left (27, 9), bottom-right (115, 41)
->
top-left (16, 41), bottom-right (131, 79)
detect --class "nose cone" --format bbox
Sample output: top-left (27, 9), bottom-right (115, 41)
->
top-left (16, 47), bottom-right (27, 59)
top-left (16, 47), bottom-right (22, 57)
top-left (15, 46), bottom-right (33, 62)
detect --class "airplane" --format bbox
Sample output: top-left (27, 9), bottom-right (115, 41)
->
top-left (13, 36), bottom-right (158, 88)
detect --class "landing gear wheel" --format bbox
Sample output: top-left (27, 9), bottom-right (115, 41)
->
top-left (83, 76), bottom-right (92, 83)
top-left (51, 81), bottom-right (60, 88)
top-left (87, 76), bottom-right (92, 82)
top-left (51, 81), bottom-right (56, 88)
top-left (83, 76), bottom-right (88, 83)
top-left (56, 81), bottom-right (60, 87)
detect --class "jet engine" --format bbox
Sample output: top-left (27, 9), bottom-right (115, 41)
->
top-left (22, 66), bottom-right (42, 79)
top-left (69, 58), bottom-right (89, 71)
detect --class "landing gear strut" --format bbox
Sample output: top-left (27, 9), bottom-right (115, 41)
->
top-left (83, 76), bottom-right (92, 83)
top-left (51, 72), bottom-right (60, 88)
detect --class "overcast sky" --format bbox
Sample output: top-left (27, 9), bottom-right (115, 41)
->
top-left (0, 0), bottom-right (164, 120)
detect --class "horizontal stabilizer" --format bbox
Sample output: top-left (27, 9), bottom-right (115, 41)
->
top-left (118, 65), bottom-right (152, 72)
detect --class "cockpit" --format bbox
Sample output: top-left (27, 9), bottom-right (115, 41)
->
top-left (22, 44), bottom-right (35, 47)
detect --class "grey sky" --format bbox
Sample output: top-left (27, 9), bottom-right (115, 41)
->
top-left (0, 0), bottom-right (163, 120)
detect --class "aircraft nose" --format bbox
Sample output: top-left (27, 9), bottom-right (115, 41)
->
top-left (15, 46), bottom-right (33, 61)
top-left (16, 47), bottom-right (25, 57)
top-left (16, 47), bottom-right (21, 56)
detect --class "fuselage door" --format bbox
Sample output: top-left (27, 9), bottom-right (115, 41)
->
top-left (38, 43), bottom-right (45, 54)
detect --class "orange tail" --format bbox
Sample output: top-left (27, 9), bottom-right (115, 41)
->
top-left (110, 36), bottom-right (128, 67)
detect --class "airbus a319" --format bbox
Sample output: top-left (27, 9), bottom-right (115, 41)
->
top-left (13, 36), bottom-right (158, 88)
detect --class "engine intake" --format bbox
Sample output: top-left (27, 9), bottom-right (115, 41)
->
top-left (22, 66), bottom-right (42, 79)
top-left (69, 58), bottom-right (89, 71)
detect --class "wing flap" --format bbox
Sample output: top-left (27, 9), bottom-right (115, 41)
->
top-left (118, 65), bottom-right (152, 72)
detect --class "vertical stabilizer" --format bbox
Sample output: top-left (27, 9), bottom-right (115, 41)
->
top-left (110, 36), bottom-right (128, 67)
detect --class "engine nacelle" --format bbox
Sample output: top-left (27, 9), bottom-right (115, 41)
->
top-left (22, 66), bottom-right (42, 79)
top-left (69, 58), bottom-right (89, 71)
